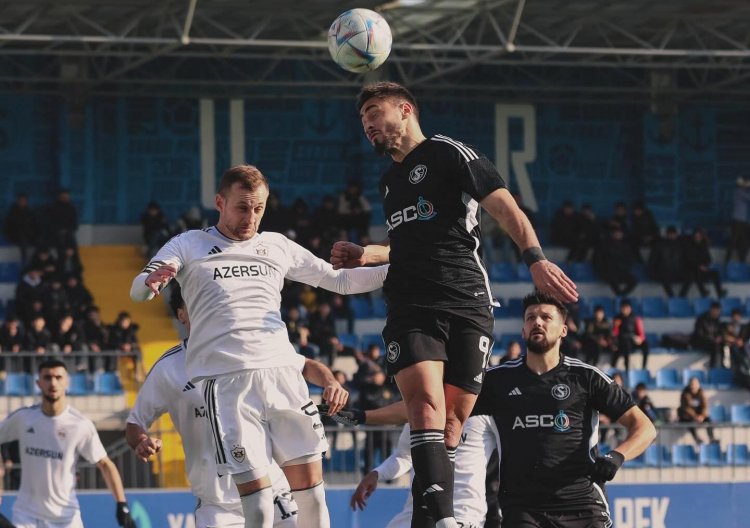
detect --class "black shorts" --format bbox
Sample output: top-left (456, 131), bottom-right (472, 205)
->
top-left (502, 507), bottom-right (613, 528)
top-left (381, 304), bottom-right (494, 394)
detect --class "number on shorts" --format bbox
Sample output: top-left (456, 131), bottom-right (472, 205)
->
top-left (301, 401), bottom-right (318, 416)
top-left (479, 336), bottom-right (491, 368)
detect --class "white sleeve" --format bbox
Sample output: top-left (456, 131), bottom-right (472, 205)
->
top-left (284, 237), bottom-right (388, 294)
top-left (372, 425), bottom-right (412, 482)
top-left (127, 362), bottom-right (169, 430)
top-left (130, 234), bottom-right (186, 302)
top-left (79, 419), bottom-right (109, 464)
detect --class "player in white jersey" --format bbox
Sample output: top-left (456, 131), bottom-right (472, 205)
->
top-left (0, 359), bottom-right (135, 528)
top-left (130, 165), bottom-right (388, 528)
top-left (349, 416), bottom-right (499, 527)
top-left (126, 285), bottom-right (350, 527)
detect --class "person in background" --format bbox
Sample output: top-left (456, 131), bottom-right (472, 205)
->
top-left (632, 382), bottom-right (658, 423)
top-left (725, 176), bottom-right (750, 264)
top-left (612, 300), bottom-right (649, 373)
top-left (691, 301), bottom-right (724, 369)
top-left (140, 201), bottom-right (171, 259)
top-left (582, 305), bottom-right (613, 367)
top-left (677, 377), bottom-right (716, 445)
top-left (648, 226), bottom-right (684, 297)
top-left (680, 228), bottom-right (727, 298)
top-left (3, 193), bottom-right (38, 267)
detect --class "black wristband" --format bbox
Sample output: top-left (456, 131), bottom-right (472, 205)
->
top-left (522, 247), bottom-right (546, 268)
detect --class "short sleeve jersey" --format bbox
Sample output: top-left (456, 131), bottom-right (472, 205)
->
top-left (0, 405), bottom-right (107, 522)
top-left (472, 355), bottom-right (635, 511)
top-left (380, 135), bottom-right (505, 309)
top-left (142, 228), bottom-right (324, 380)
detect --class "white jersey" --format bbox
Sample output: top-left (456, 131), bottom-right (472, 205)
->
top-left (0, 405), bottom-right (107, 523)
top-left (126, 342), bottom-right (294, 516)
top-left (375, 417), bottom-right (500, 528)
top-left (132, 228), bottom-right (387, 381)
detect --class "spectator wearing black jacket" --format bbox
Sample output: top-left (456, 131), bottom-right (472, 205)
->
top-left (633, 382), bottom-right (657, 423)
top-left (3, 193), bottom-right (38, 266)
top-left (630, 202), bottom-right (660, 260)
top-left (593, 225), bottom-right (638, 297)
top-left (44, 189), bottom-right (79, 254)
top-left (549, 200), bottom-right (580, 262)
top-left (680, 228), bottom-right (726, 298)
top-left (0, 317), bottom-right (24, 373)
top-left (64, 274), bottom-right (93, 320)
top-left (24, 315), bottom-right (52, 371)
top-left (691, 302), bottom-right (724, 368)
top-left (582, 305), bottom-right (613, 366)
top-left (612, 300), bottom-right (649, 372)
top-left (82, 306), bottom-right (109, 372)
top-left (648, 226), bottom-right (684, 297)
top-left (140, 201), bottom-right (171, 259)
top-left (15, 266), bottom-right (45, 324)
top-left (108, 311), bottom-right (140, 373)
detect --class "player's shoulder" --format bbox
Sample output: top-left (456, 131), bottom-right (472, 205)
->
top-left (483, 357), bottom-right (525, 385)
top-left (65, 406), bottom-right (96, 427)
top-left (257, 231), bottom-right (289, 246)
top-left (147, 342), bottom-right (185, 377)
top-left (561, 355), bottom-right (613, 383)
top-left (4, 403), bottom-right (41, 421)
top-left (429, 134), bottom-right (484, 163)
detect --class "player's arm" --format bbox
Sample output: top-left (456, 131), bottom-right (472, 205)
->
top-left (612, 406), bottom-right (657, 460)
top-left (330, 239), bottom-right (390, 269)
top-left (321, 400), bottom-right (408, 426)
top-left (481, 188), bottom-right (577, 303)
top-left (96, 456), bottom-right (135, 527)
top-left (129, 236), bottom-right (184, 301)
top-left (302, 358), bottom-right (349, 415)
top-left (125, 360), bottom-right (168, 461)
top-left (125, 422), bottom-right (163, 463)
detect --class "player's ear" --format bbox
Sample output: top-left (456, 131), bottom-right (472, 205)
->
top-left (214, 193), bottom-right (224, 212)
top-left (560, 322), bottom-right (568, 338)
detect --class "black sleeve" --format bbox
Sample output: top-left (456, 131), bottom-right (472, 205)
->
top-left (589, 370), bottom-right (635, 421)
top-left (439, 140), bottom-right (506, 201)
top-left (471, 369), bottom-right (497, 416)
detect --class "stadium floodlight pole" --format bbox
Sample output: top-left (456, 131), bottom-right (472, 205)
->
top-left (181, 0), bottom-right (198, 45)
top-left (505, 0), bottom-right (526, 52)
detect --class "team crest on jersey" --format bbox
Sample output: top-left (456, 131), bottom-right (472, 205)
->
top-left (554, 410), bottom-right (571, 432)
top-left (551, 383), bottom-right (571, 401)
top-left (386, 341), bottom-right (400, 363)
top-left (57, 428), bottom-right (66, 439)
top-left (255, 244), bottom-right (268, 256)
top-left (409, 164), bottom-right (428, 184)
top-left (231, 445), bottom-right (246, 463)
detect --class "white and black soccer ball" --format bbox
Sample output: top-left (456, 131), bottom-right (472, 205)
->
top-left (327, 8), bottom-right (392, 73)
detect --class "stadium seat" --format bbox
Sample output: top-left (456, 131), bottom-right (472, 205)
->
top-left (641, 297), bottom-right (668, 317)
top-left (499, 298), bottom-right (524, 319)
top-left (693, 297), bottom-right (714, 316)
top-left (587, 297), bottom-right (615, 319)
top-left (624, 452), bottom-right (645, 468)
top-left (4, 373), bottom-right (30, 396)
top-left (569, 262), bottom-right (595, 281)
top-left (360, 333), bottom-right (383, 350)
top-left (627, 369), bottom-right (652, 389)
top-left (655, 368), bottom-right (682, 389)
top-left (699, 443), bottom-right (724, 466)
top-left (645, 332), bottom-right (660, 347)
top-left (725, 262), bottom-right (750, 282)
top-left (94, 372), bottom-right (123, 395)
top-left (497, 334), bottom-right (523, 350)
top-left (306, 382), bottom-right (323, 395)
top-left (371, 298), bottom-right (387, 318)
top-left (349, 297), bottom-right (372, 319)
top-left (516, 263), bottom-right (532, 282)
top-left (0, 261), bottom-right (21, 283)
top-left (708, 368), bottom-right (734, 389)
top-left (672, 444), bottom-right (698, 467)
top-left (730, 404), bottom-right (750, 425)
top-left (337, 333), bottom-right (360, 350)
top-left (645, 444), bottom-right (671, 467)
top-left (682, 368), bottom-right (706, 386)
top-left (67, 373), bottom-right (90, 396)
top-left (721, 296), bottom-right (743, 316)
top-left (322, 448), bottom-right (359, 473)
top-left (709, 404), bottom-right (728, 423)
top-left (667, 297), bottom-right (693, 317)
top-left (727, 444), bottom-right (750, 466)
top-left (489, 262), bottom-right (517, 282)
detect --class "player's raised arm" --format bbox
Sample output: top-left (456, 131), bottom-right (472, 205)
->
top-left (130, 235), bottom-right (185, 301)
top-left (302, 358), bottom-right (349, 415)
top-left (125, 423), bottom-right (163, 462)
top-left (330, 239), bottom-right (391, 269)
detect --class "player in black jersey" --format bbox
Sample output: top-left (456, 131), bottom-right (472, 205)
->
top-left (473, 292), bottom-right (656, 528)
top-left (330, 82), bottom-right (578, 528)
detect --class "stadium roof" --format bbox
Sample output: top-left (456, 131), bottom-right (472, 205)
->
top-left (0, 0), bottom-right (748, 102)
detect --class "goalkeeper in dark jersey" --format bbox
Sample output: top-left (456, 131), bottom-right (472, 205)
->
top-left (331, 82), bottom-right (578, 528)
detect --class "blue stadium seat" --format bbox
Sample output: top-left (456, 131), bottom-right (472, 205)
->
top-left (4, 373), bottom-right (30, 396)
top-left (693, 297), bottom-right (714, 316)
top-left (709, 404), bottom-right (728, 423)
top-left (0, 261), bottom-right (21, 283)
top-left (497, 298), bottom-right (524, 319)
top-left (489, 262), bottom-right (517, 282)
top-left (587, 297), bottom-right (616, 319)
top-left (624, 452), bottom-right (645, 468)
top-left (725, 262), bottom-right (750, 282)
top-left (616, 297), bottom-right (641, 316)
top-left (627, 369), bottom-right (652, 389)
top-left (655, 368), bottom-right (682, 389)
top-left (645, 444), bottom-right (671, 467)
top-left (672, 444), bottom-right (698, 467)
top-left (67, 373), bottom-right (90, 396)
top-left (516, 263), bottom-right (532, 282)
top-left (349, 297), bottom-right (372, 319)
top-left (727, 444), bottom-right (750, 466)
top-left (497, 334), bottom-right (523, 350)
top-left (699, 443), bottom-right (724, 466)
top-left (337, 333), bottom-right (360, 350)
top-left (730, 404), bottom-right (750, 425)
top-left (94, 372), bottom-right (123, 395)
top-left (682, 368), bottom-right (706, 386)
top-left (641, 297), bottom-right (667, 317)
top-left (570, 262), bottom-right (595, 281)
top-left (306, 382), bottom-right (323, 395)
top-left (645, 332), bottom-right (660, 347)
top-left (667, 297), bottom-right (693, 317)
top-left (721, 297), bottom-right (743, 316)
top-left (371, 298), bottom-right (387, 318)
top-left (360, 333), bottom-right (383, 350)
top-left (707, 368), bottom-right (734, 389)
top-left (322, 448), bottom-right (359, 473)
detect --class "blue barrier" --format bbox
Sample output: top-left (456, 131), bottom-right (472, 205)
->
top-left (0, 483), bottom-right (748, 527)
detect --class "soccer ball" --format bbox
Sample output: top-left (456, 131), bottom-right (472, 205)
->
top-left (327, 8), bottom-right (392, 73)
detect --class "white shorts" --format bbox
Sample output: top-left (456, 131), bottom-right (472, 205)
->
top-left (13, 510), bottom-right (83, 528)
top-left (204, 366), bottom-right (328, 477)
top-left (195, 502), bottom-right (244, 528)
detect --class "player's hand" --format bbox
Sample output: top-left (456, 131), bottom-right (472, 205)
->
top-left (321, 382), bottom-right (349, 416)
top-left (351, 470), bottom-right (379, 511)
top-left (591, 450), bottom-right (624, 483)
top-left (317, 404), bottom-right (365, 426)
top-left (116, 502), bottom-right (136, 527)
top-left (331, 241), bottom-right (366, 270)
top-left (144, 264), bottom-right (177, 296)
top-left (134, 436), bottom-right (162, 462)
top-left (529, 260), bottom-right (578, 303)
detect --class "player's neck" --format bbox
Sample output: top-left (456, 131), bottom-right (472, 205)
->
top-left (390, 132), bottom-right (427, 162)
top-left (41, 399), bottom-right (66, 417)
top-left (525, 349), bottom-right (561, 375)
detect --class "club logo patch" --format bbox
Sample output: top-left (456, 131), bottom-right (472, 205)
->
top-left (387, 341), bottom-right (400, 363)
top-left (554, 410), bottom-right (571, 432)
top-left (409, 164), bottom-right (428, 184)
top-left (231, 445), bottom-right (246, 463)
top-left (255, 244), bottom-right (268, 256)
top-left (551, 383), bottom-right (571, 401)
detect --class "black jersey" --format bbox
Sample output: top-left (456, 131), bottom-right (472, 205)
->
top-left (379, 134), bottom-right (506, 309)
top-left (472, 354), bottom-right (635, 512)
